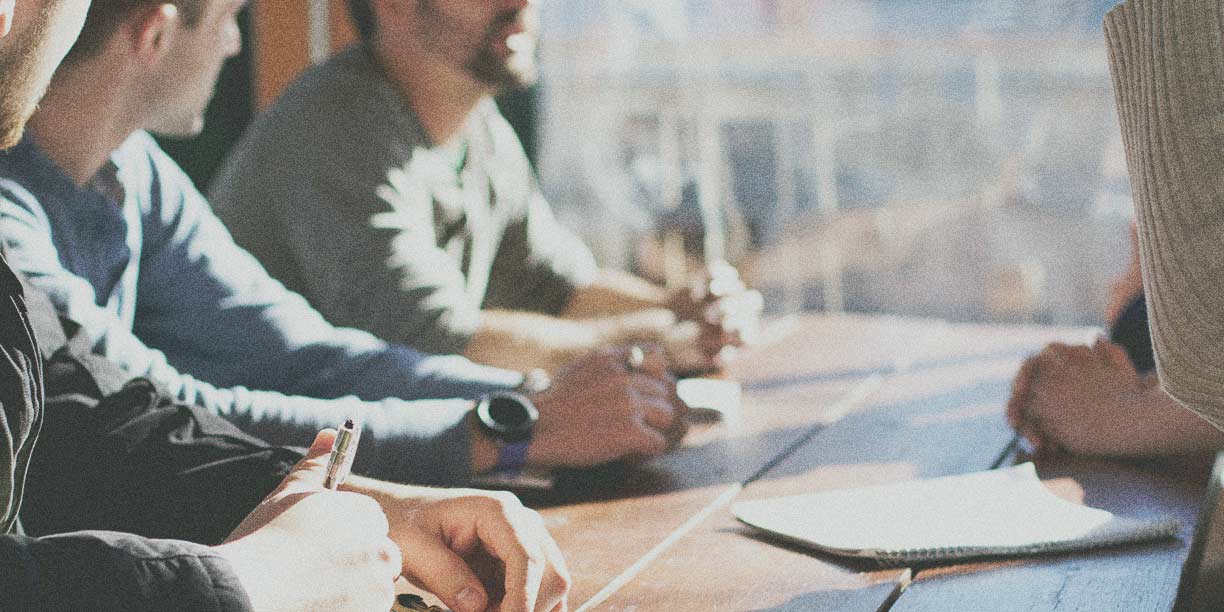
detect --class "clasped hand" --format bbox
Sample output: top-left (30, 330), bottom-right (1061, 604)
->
top-left (666, 263), bottom-right (764, 373)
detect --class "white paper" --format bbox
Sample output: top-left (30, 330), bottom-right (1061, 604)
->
top-left (677, 378), bottom-right (741, 423)
top-left (732, 463), bottom-right (1179, 561)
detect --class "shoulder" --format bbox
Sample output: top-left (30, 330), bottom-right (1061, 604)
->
top-left (254, 45), bottom-right (414, 151)
top-left (0, 141), bottom-right (65, 225)
top-left (217, 45), bottom-right (422, 196)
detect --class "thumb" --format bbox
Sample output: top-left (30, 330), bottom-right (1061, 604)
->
top-left (401, 535), bottom-right (489, 612)
top-left (305, 428), bottom-right (338, 459)
top-left (1097, 339), bottom-right (1137, 377)
top-left (282, 429), bottom-right (338, 490)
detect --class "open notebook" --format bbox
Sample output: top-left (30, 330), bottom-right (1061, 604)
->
top-left (732, 463), bottom-right (1180, 566)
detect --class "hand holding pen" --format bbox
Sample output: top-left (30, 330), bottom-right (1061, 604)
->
top-left (216, 428), bottom-right (399, 612)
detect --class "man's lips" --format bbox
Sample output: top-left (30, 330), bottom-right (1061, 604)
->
top-left (490, 12), bottom-right (537, 55)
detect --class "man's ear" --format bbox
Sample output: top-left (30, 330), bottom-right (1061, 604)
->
top-left (370, 0), bottom-right (407, 36)
top-left (130, 3), bottom-right (180, 65)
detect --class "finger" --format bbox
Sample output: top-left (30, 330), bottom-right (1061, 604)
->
top-left (698, 320), bottom-right (737, 353)
top-left (399, 533), bottom-right (489, 612)
top-left (1018, 421), bottom-right (1046, 456)
top-left (378, 536), bottom-right (404, 582)
top-left (638, 344), bottom-right (671, 380)
top-left (639, 396), bottom-right (680, 434)
top-left (714, 289), bottom-right (763, 319)
top-left (536, 531), bottom-right (571, 612)
top-left (664, 406), bottom-right (690, 448)
top-left (630, 418), bottom-right (670, 457)
top-left (629, 374), bottom-right (673, 401)
top-left (472, 507), bottom-right (545, 612)
top-left (1006, 357), bottom-right (1038, 429)
top-left (631, 376), bottom-right (680, 430)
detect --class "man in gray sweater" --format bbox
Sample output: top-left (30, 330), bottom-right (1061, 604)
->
top-left (211, 0), bottom-right (762, 375)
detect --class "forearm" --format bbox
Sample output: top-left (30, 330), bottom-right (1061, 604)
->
top-left (204, 387), bottom-right (481, 487)
top-left (562, 269), bottom-right (670, 318)
top-left (463, 309), bottom-right (674, 373)
top-left (463, 310), bottom-right (602, 372)
top-left (1106, 0), bottom-right (1224, 428)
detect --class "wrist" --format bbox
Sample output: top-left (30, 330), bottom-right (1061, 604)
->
top-left (213, 539), bottom-right (274, 612)
top-left (468, 411), bottom-right (500, 473)
top-left (469, 393), bottom-right (538, 475)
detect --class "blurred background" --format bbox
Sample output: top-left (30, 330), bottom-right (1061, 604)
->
top-left (172, 0), bottom-right (1132, 327)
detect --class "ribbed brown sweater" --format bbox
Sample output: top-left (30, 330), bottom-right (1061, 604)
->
top-left (1106, 0), bottom-right (1224, 430)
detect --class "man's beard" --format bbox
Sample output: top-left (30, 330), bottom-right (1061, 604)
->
top-left (417, 0), bottom-right (538, 92)
top-left (0, 4), bottom-right (57, 149)
top-left (0, 37), bottom-right (42, 149)
top-left (464, 11), bottom-right (538, 91)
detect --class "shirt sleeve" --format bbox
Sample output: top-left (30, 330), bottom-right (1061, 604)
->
top-left (0, 166), bottom-right (494, 486)
top-left (277, 144), bottom-right (486, 356)
top-left (1105, 0), bottom-right (1224, 429)
top-left (485, 181), bottom-right (599, 316)
top-left (132, 136), bottom-right (520, 401)
top-left (0, 135), bottom-right (519, 403)
top-left (0, 532), bottom-right (253, 612)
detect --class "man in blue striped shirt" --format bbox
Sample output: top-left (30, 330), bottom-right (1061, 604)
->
top-left (0, 0), bottom-right (687, 486)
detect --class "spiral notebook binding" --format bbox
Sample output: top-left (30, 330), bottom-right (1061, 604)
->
top-left (870, 517), bottom-right (1182, 568)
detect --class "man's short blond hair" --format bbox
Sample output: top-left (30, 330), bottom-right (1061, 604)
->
top-left (66, 0), bottom-right (205, 62)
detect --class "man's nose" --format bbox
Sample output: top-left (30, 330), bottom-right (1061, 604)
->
top-left (498, 0), bottom-right (532, 14)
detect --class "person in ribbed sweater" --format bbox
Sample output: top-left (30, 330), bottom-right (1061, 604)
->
top-left (1100, 0), bottom-right (1224, 434)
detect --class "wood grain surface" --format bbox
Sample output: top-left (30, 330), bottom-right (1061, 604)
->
top-left (450, 315), bottom-right (1208, 611)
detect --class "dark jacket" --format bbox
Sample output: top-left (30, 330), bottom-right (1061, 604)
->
top-left (0, 253), bottom-right (302, 611)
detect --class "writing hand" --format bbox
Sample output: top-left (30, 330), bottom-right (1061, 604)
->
top-left (216, 430), bottom-right (401, 612)
top-left (362, 486), bottom-right (570, 612)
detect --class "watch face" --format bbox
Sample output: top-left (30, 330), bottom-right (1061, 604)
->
top-left (479, 393), bottom-right (539, 443)
top-left (489, 395), bottom-right (532, 428)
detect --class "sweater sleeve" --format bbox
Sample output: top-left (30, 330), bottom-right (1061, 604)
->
top-left (1104, 0), bottom-right (1224, 429)
top-left (0, 531), bottom-right (252, 612)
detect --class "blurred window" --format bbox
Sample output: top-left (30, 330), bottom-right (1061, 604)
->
top-left (536, 0), bottom-right (1131, 325)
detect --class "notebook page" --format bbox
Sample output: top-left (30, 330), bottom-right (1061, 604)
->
top-left (733, 463), bottom-right (1178, 561)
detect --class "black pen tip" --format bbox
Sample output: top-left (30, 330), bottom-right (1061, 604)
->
top-left (343, 418), bottom-right (355, 429)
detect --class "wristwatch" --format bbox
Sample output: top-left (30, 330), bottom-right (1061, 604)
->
top-left (474, 391), bottom-right (539, 475)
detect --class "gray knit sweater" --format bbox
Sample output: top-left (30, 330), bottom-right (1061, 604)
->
top-left (1106, 0), bottom-right (1224, 429)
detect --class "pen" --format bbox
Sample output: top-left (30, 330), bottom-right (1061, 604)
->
top-left (324, 418), bottom-right (361, 490)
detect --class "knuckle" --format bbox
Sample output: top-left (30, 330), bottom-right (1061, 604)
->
top-left (522, 507), bottom-right (547, 530)
top-left (344, 493), bottom-right (390, 531)
top-left (378, 539), bottom-right (403, 570)
top-left (488, 490), bottom-right (524, 513)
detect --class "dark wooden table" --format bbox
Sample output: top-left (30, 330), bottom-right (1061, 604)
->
top-left (531, 314), bottom-right (1212, 612)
